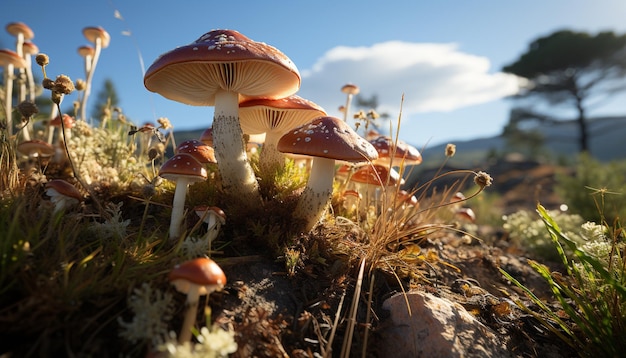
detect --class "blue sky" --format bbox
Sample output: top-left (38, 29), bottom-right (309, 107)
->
top-left (3, 0), bottom-right (626, 150)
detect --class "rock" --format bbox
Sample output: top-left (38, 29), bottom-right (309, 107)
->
top-left (378, 291), bottom-right (510, 358)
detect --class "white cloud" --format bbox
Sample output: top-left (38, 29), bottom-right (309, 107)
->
top-left (297, 41), bottom-right (520, 120)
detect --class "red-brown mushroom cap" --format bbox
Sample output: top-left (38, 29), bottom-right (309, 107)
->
top-left (50, 114), bottom-right (75, 128)
top-left (369, 135), bottom-right (422, 166)
top-left (158, 153), bottom-right (208, 182)
top-left (350, 164), bottom-right (405, 187)
top-left (77, 45), bottom-right (95, 58)
top-left (0, 49), bottom-right (27, 68)
top-left (16, 139), bottom-right (55, 157)
top-left (277, 116), bottom-right (378, 163)
top-left (239, 94), bottom-right (327, 135)
top-left (199, 127), bottom-right (213, 147)
top-left (22, 42), bottom-right (39, 56)
top-left (341, 83), bottom-right (360, 96)
top-left (194, 205), bottom-right (227, 224)
top-left (82, 26), bottom-right (110, 48)
top-left (143, 29), bottom-right (301, 106)
top-left (168, 257), bottom-right (227, 295)
top-left (176, 139), bottom-right (217, 164)
top-left (45, 179), bottom-right (83, 201)
top-left (6, 22), bottom-right (34, 40)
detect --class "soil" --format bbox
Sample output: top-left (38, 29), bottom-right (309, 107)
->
top-left (196, 159), bottom-right (579, 357)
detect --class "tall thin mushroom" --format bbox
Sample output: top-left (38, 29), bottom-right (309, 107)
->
top-left (144, 29), bottom-right (301, 203)
top-left (0, 49), bottom-right (27, 137)
top-left (81, 27), bottom-right (110, 121)
top-left (159, 153), bottom-right (208, 240)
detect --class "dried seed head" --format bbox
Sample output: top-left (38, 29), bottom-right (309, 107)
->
top-left (42, 77), bottom-right (54, 90)
top-left (474, 171), bottom-right (493, 188)
top-left (148, 144), bottom-right (164, 161)
top-left (75, 79), bottom-right (86, 91)
top-left (142, 183), bottom-right (157, 198)
top-left (51, 91), bottom-right (63, 104)
top-left (157, 117), bottom-right (172, 130)
top-left (445, 143), bottom-right (456, 157)
top-left (36, 53), bottom-right (49, 67)
top-left (53, 75), bottom-right (75, 95)
top-left (17, 101), bottom-right (39, 119)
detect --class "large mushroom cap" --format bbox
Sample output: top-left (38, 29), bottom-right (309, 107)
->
top-left (239, 94), bottom-right (327, 135)
top-left (277, 116), bottom-right (378, 163)
top-left (144, 29), bottom-right (301, 106)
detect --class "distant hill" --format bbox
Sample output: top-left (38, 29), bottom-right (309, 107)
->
top-left (417, 115), bottom-right (626, 167)
top-left (173, 115), bottom-right (626, 166)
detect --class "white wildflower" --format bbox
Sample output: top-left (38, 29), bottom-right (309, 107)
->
top-left (179, 236), bottom-right (210, 260)
top-left (89, 202), bottom-right (130, 239)
top-left (118, 283), bottom-right (174, 346)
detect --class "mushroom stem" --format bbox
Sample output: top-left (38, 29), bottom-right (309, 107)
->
top-left (82, 37), bottom-right (102, 122)
top-left (294, 157), bottom-right (335, 232)
top-left (211, 89), bottom-right (260, 202)
top-left (3, 63), bottom-right (14, 137)
top-left (169, 178), bottom-right (191, 240)
top-left (178, 284), bottom-right (201, 343)
top-left (258, 132), bottom-right (285, 176)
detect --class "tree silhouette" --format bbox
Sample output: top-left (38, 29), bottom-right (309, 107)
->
top-left (93, 78), bottom-right (120, 120)
top-left (503, 30), bottom-right (626, 153)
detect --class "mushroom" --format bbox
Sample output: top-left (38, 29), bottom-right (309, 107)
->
top-left (158, 153), bottom-right (208, 240)
top-left (81, 26), bottom-right (110, 121)
top-left (340, 83), bottom-right (360, 121)
top-left (369, 135), bottom-right (422, 168)
top-left (21, 41), bottom-right (38, 103)
top-left (349, 163), bottom-right (405, 212)
top-left (144, 29), bottom-right (301, 202)
top-left (176, 139), bottom-right (217, 165)
top-left (168, 257), bottom-right (226, 343)
top-left (199, 127), bottom-right (213, 147)
top-left (16, 139), bottom-right (55, 159)
top-left (194, 205), bottom-right (226, 243)
top-left (77, 45), bottom-right (95, 78)
top-left (45, 179), bottom-right (83, 214)
top-left (277, 116), bottom-right (378, 232)
top-left (0, 49), bottom-right (27, 137)
top-left (239, 94), bottom-right (327, 176)
top-left (6, 22), bottom-right (34, 107)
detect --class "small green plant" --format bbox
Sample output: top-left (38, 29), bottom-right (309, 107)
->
top-left (501, 204), bottom-right (626, 357)
top-left (556, 153), bottom-right (626, 223)
top-left (503, 208), bottom-right (587, 261)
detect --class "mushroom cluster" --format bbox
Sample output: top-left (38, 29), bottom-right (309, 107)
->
top-left (144, 29), bottom-right (301, 203)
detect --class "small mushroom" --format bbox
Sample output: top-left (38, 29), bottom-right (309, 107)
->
top-left (80, 26), bottom-right (110, 121)
top-left (168, 257), bottom-right (226, 343)
top-left (194, 205), bottom-right (226, 243)
top-left (45, 179), bottom-right (83, 214)
top-left (159, 153), bottom-right (208, 240)
top-left (340, 83), bottom-right (360, 121)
